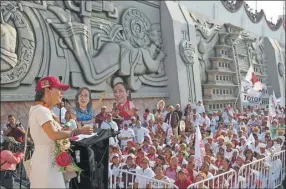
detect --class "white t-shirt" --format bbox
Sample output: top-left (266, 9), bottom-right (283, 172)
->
top-left (135, 167), bottom-right (155, 188)
top-left (101, 121), bottom-right (119, 146)
top-left (134, 127), bottom-right (149, 144)
top-left (118, 128), bottom-right (135, 146)
top-left (151, 176), bottom-right (172, 189)
top-left (196, 105), bottom-right (205, 114)
top-left (51, 106), bottom-right (66, 123)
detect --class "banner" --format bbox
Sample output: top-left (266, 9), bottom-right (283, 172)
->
top-left (240, 80), bottom-right (263, 106)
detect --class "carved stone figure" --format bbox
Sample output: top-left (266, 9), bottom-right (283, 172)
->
top-left (191, 14), bottom-right (221, 83)
top-left (48, 5), bottom-right (167, 91)
top-left (0, 21), bottom-right (17, 71)
top-left (180, 40), bottom-right (195, 65)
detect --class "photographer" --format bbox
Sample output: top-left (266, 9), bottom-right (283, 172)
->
top-left (3, 115), bottom-right (26, 143)
top-left (0, 139), bottom-right (24, 189)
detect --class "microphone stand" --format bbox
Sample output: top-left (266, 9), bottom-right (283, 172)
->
top-left (58, 76), bottom-right (63, 125)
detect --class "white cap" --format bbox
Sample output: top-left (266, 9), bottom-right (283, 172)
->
top-left (101, 105), bottom-right (107, 109)
top-left (131, 116), bottom-right (136, 120)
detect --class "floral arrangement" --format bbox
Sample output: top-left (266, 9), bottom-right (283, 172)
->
top-left (53, 139), bottom-right (82, 174)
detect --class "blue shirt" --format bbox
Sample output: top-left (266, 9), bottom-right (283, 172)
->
top-left (75, 108), bottom-right (94, 122)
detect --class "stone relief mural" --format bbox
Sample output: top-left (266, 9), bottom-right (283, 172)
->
top-left (189, 13), bottom-right (222, 83)
top-left (0, 1), bottom-right (168, 94)
top-left (179, 30), bottom-right (196, 102)
top-left (1, 2), bottom-right (35, 87)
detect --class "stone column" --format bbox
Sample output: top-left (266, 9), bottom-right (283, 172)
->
top-left (160, 1), bottom-right (203, 107)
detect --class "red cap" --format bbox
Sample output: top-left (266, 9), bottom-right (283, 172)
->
top-left (35, 76), bottom-right (69, 91)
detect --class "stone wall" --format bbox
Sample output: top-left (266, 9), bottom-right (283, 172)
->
top-left (0, 97), bottom-right (163, 127)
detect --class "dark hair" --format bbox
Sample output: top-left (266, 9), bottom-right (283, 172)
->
top-left (75, 87), bottom-right (92, 113)
top-left (8, 115), bottom-right (14, 118)
top-left (1, 141), bottom-right (11, 150)
top-left (35, 88), bottom-right (45, 101)
top-left (112, 82), bottom-right (132, 101)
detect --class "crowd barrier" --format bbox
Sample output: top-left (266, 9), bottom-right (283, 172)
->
top-left (109, 150), bottom-right (285, 189)
top-left (237, 150), bottom-right (285, 189)
top-left (187, 169), bottom-right (237, 189)
top-left (109, 169), bottom-right (179, 189)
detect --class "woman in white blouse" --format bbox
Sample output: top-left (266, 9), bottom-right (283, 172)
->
top-left (151, 166), bottom-right (173, 189)
top-left (134, 157), bottom-right (155, 189)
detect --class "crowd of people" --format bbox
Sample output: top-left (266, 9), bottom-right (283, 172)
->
top-left (106, 102), bottom-right (286, 189)
top-left (1, 99), bottom-right (286, 189)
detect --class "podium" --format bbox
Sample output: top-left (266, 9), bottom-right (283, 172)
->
top-left (69, 129), bottom-right (113, 189)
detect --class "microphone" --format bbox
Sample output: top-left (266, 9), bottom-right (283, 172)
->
top-left (62, 98), bottom-right (71, 105)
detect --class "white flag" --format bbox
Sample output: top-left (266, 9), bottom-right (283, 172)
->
top-left (272, 91), bottom-right (277, 107)
top-left (245, 65), bottom-right (263, 91)
top-left (241, 80), bottom-right (262, 106)
top-left (194, 125), bottom-right (205, 169)
top-left (246, 133), bottom-right (255, 146)
top-left (269, 95), bottom-right (276, 118)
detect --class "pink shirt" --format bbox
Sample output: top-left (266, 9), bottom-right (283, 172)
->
top-left (0, 150), bottom-right (24, 171)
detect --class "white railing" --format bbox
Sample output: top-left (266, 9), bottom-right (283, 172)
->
top-left (186, 169), bottom-right (237, 189)
top-left (109, 169), bottom-right (179, 189)
top-left (108, 150), bottom-right (285, 189)
top-left (237, 150), bottom-right (286, 189)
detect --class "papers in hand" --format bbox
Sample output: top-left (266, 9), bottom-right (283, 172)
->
top-left (75, 133), bottom-right (97, 141)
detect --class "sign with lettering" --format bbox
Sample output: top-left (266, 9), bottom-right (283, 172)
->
top-left (240, 80), bottom-right (262, 106)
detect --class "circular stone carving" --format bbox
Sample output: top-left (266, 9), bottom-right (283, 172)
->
top-left (278, 62), bottom-right (285, 77)
top-left (122, 8), bottom-right (151, 48)
top-left (1, 3), bottom-right (35, 85)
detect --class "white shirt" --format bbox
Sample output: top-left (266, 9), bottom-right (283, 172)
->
top-left (222, 112), bottom-right (229, 124)
top-left (250, 143), bottom-right (260, 153)
top-left (147, 113), bottom-right (155, 122)
top-left (201, 116), bottom-right (210, 128)
top-left (135, 167), bottom-right (155, 188)
top-left (0, 124), bottom-right (7, 144)
top-left (162, 111), bottom-right (168, 120)
top-left (151, 176), bottom-right (172, 189)
top-left (196, 105), bottom-right (205, 114)
top-left (134, 127), bottom-right (149, 144)
top-left (51, 106), bottom-right (67, 123)
top-left (224, 149), bottom-right (233, 160)
top-left (118, 128), bottom-right (135, 146)
top-left (62, 119), bottom-right (77, 130)
top-left (101, 120), bottom-right (119, 146)
top-left (109, 163), bottom-right (122, 177)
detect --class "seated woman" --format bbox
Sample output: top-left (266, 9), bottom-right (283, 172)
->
top-left (151, 165), bottom-right (173, 189)
top-left (0, 140), bottom-right (24, 189)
